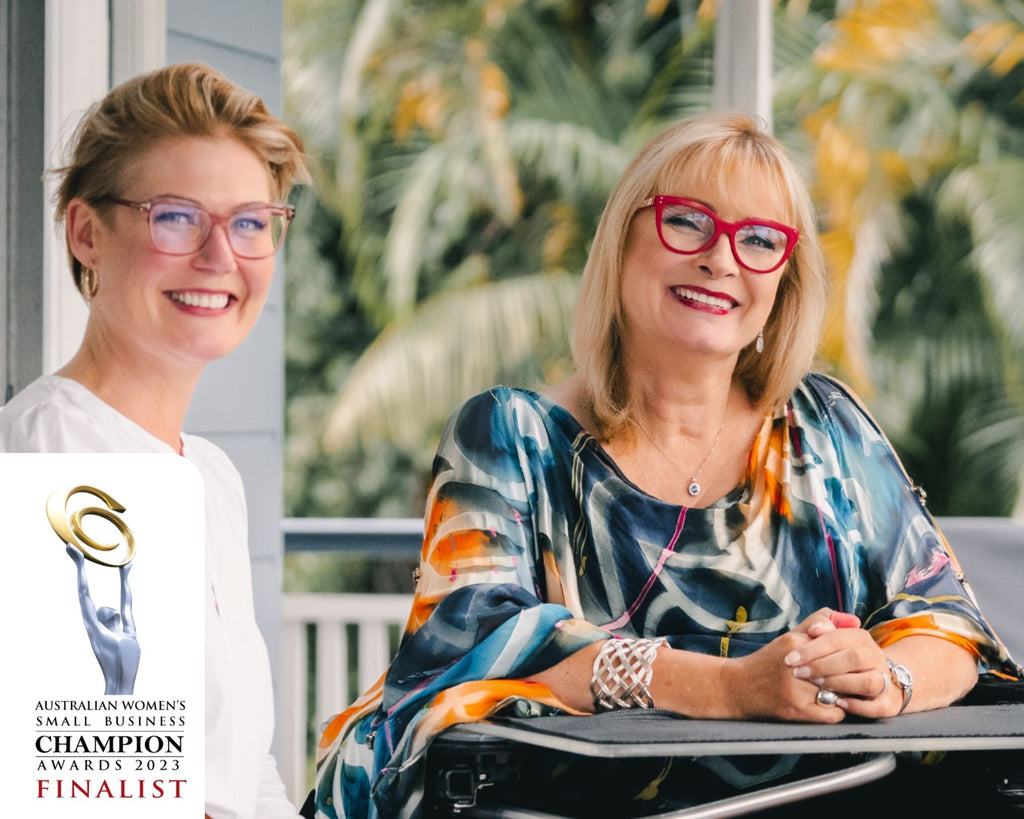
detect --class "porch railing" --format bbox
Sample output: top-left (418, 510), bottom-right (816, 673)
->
top-left (278, 518), bottom-right (421, 804)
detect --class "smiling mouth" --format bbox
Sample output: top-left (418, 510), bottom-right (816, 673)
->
top-left (168, 291), bottom-right (231, 310)
top-left (671, 286), bottom-right (735, 311)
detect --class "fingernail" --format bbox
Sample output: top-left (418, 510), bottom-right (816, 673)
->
top-left (830, 612), bottom-right (860, 629)
top-left (784, 652), bottom-right (800, 666)
top-left (792, 666), bottom-right (811, 679)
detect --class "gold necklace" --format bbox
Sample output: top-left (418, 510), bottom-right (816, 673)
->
top-left (636, 409), bottom-right (728, 499)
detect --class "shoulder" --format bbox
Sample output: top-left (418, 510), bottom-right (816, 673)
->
top-left (447, 386), bottom-right (549, 432)
top-left (458, 385), bottom-right (546, 412)
top-left (180, 433), bottom-right (246, 508)
top-left (451, 385), bottom-right (588, 438)
top-left (0, 376), bottom-right (114, 452)
top-left (540, 375), bottom-right (597, 431)
top-left (180, 432), bottom-right (238, 476)
top-left (789, 374), bottom-right (908, 480)
top-left (790, 373), bottom-right (881, 433)
top-left (437, 386), bottom-right (575, 468)
top-left (792, 372), bottom-right (857, 409)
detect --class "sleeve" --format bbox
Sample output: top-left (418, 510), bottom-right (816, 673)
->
top-left (386, 388), bottom-right (607, 699)
top-left (802, 374), bottom-right (1020, 678)
top-left (0, 399), bottom-right (117, 453)
top-left (254, 755), bottom-right (301, 818)
top-left (314, 389), bottom-right (607, 818)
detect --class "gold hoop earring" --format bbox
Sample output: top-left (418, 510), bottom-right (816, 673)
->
top-left (80, 267), bottom-right (98, 301)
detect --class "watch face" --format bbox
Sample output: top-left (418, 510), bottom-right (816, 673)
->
top-left (891, 663), bottom-right (913, 688)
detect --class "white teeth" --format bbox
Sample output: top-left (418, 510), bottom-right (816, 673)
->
top-left (672, 287), bottom-right (732, 310)
top-left (169, 291), bottom-right (230, 309)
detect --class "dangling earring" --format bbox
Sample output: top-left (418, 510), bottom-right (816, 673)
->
top-left (755, 327), bottom-right (765, 354)
top-left (80, 267), bottom-right (98, 301)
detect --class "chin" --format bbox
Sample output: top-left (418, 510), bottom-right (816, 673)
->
top-left (181, 320), bottom-right (257, 362)
top-left (174, 337), bottom-right (247, 368)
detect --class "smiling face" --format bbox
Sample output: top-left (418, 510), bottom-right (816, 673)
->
top-left (618, 177), bottom-right (789, 369)
top-left (69, 135), bottom-right (277, 374)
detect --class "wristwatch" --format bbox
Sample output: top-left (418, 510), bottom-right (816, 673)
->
top-left (887, 659), bottom-right (913, 714)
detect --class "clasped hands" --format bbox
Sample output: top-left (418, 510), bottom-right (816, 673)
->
top-left (730, 607), bottom-right (902, 723)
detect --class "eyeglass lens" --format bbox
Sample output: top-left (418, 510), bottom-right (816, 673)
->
top-left (658, 201), bottom-right (790, 273)
top-left (149, 201), bottom-right (289, 258)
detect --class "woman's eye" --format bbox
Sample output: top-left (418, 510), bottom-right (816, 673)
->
top-left (664, 210), bottom-right (711, 234)
top-left (231, 212), bottom-right (269, 233)
top-left (154, 207), bottom-right (201, 227)
top-left (740, 225), bottom-right (784, 252)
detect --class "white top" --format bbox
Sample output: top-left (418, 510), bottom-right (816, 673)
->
top-left (0, 375), bottom-right (299, 819)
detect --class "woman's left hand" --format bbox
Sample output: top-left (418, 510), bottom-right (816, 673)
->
top-left (784, 614), bottom-right (979, 718)
top-left (783, 610), bottom-right (902, 718)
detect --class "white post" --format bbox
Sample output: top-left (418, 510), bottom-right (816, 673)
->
top-left (43, 0), bottom-right (110, 373)
top-left (713, 0), bottom-right (773, 130)
top-left (110, 0), bottom-right (167, 86)
top-left (279, 619), bottom-right (309, 803)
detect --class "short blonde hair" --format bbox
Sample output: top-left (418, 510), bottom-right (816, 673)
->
top-left (54, 62), bottom-right (310, 292)
top-left (570, 112), bottom-right (827, 438)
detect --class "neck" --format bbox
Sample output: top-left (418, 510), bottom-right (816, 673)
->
top-left (625, 351), bottom-right (738, 438)
top-left (58, 337), bottom-right (201, 454)
top-left (621, 344), bottom-right (746, 490)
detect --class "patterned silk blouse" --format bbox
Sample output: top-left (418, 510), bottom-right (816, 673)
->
top-left (314, 373), bottom-right (1019, 818)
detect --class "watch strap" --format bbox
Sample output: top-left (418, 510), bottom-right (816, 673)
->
top-left (886, 659), bottom-right (913, 714)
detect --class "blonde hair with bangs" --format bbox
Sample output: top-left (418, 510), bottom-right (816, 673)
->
top-left (570, 112), bottom-right (827, 439)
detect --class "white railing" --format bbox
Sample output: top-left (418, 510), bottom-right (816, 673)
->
top-left (279, 592), bottom-right (414, 804)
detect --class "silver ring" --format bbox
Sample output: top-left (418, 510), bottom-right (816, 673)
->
top-left (816, 688), bottom-right (839, 707)
top-left (878, 669), bottom-right (891, 698)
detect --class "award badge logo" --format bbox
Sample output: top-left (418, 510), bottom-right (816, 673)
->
top-left (46, 485), bottom-right (141, 696)
top-left (0, 453), bottom-right (205, 817)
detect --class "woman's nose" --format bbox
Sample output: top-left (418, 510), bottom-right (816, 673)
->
top-left (699, 233), bottom-right (740, 276)
top-left (193, 224), bottom-right (238, 271)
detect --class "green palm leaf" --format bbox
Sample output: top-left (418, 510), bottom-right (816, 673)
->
top-left (940, 160), bottom-right (1024, 352)
top-left (322, 271), bottom-right (579, 451)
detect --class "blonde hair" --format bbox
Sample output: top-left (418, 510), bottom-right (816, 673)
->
top-left (54, 62), bottom-right (310, 292)
top-left (570, 112), bottom-right (827, 438)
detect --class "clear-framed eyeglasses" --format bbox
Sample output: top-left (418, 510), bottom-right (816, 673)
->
top-left (102, 196), bottom-right (296, 259)
top-left (638, 195), bottom-right (799, 274)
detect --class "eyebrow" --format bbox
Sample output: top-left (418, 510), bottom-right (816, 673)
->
top-left (148, 195), bottom-right (280, 211)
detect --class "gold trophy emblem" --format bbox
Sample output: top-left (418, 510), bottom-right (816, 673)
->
top-left (46, 485), bottom-right (136, 567)
top-left (47, 486), bottom-right (140, 694)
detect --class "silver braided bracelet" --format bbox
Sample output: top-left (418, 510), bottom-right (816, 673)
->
top-left (590, 637), bottom-right (667, 711)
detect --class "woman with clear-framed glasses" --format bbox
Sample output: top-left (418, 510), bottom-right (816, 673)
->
top-left (0, 62), bottom-right (309, 819)
top-left (313, 112), bottom-right (1021, 818)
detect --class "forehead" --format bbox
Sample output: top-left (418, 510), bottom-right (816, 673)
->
top-left (119, 135), bottom-right (274, 204)
top-left (655, 153), bottom-right (792, 223)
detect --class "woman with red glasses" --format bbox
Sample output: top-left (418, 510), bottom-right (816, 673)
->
top-left (313, 113), bottom-right (1020, 817)
top-left (0, 63), bottom-right (308, 819)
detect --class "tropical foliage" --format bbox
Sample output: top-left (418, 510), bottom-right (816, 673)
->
top-left (282, 0), bottom-right (1024, 521)
top-left (801, 0), bottom-right (1024, 514)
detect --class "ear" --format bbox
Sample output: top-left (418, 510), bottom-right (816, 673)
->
top-left (66, 198), bottom-right (104, 268)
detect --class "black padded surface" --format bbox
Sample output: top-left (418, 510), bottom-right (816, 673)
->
top-left (440, 704), bottom-right (1024, 757)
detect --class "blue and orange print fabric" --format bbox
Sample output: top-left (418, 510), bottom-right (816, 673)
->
top-left (314, 373), bottom-right (1018, 818)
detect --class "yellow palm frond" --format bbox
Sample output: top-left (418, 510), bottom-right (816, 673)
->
top-left (814, 0), bottom-right (939, 73)
top-left (394, 74), bottom-right (450, 140)
top-left (962, 20), bottom-right (1024, 74)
